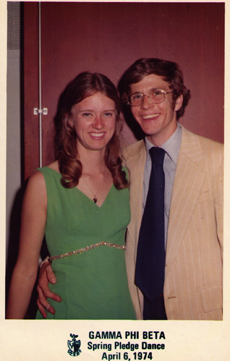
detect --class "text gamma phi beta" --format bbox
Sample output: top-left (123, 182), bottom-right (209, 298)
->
top-left (88, 331), bottom-right (165, 340)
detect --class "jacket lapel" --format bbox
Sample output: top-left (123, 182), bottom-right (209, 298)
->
top-left (166, 127), bottom-right (206, 267)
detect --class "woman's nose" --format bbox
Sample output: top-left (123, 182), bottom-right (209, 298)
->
top-left (93, 115), bottom-right (104, 129)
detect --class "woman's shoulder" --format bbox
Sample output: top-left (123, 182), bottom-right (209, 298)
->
top-left (29, 168), bottom-right (46, 185)
top-left (36, 161), bottom-right (60, 177)
top-left (28, 161), bottom-right (61, 192)
top-left (24, 169), bottom-right (47, 205)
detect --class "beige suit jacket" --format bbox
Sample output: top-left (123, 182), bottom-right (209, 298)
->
top-left (123, 126), bottom-right (223, 320)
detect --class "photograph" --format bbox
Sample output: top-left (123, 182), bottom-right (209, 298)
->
top-left (2, 1), bottom-right (229, 360)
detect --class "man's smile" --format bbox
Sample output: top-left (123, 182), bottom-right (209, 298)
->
top-left (142, 114), bottom-right (160, 120)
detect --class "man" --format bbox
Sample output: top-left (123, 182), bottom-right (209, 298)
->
top-left (37, 58), bottom-right (223, 320)
top-left (119, 58), bottom-right (223, 320)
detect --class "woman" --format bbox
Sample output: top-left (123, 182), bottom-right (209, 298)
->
top-left (6, 72), bottom-right (136, 320)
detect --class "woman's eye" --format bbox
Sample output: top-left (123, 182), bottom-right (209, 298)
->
top-left (104, 112), bottom-right (113, 117)
top-left (82, 113), bottom-right (92, 117)
top-left (133, 94), bottom-right (142, 100)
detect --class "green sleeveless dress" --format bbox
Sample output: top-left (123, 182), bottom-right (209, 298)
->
top-left (36, 167), bottom-right (135, 320)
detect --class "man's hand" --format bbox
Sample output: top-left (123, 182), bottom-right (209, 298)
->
top-left (37, 261), bottom-right (61, 318)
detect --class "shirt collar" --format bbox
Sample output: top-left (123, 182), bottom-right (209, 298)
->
top-left (145, 122), bottom-right (182, 165)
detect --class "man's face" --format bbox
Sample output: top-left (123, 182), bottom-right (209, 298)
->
top-left (130, 74), bottom-right (183, 146)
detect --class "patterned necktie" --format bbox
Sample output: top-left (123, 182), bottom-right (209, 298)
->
top-left (135, 147), bottom-right (166, 301)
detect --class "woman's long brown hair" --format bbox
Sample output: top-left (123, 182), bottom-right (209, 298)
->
top-left (54, 72), bottom-right (128, 189)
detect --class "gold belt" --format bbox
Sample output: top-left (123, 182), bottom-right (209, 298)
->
top-left (48, 241), bottom-right (126, 262)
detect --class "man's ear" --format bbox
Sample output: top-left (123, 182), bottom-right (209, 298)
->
top-left (175, 94), bottom-right (183, 111)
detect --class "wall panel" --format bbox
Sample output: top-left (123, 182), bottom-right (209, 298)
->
top-left (24, 2), bottom-right (224, 178)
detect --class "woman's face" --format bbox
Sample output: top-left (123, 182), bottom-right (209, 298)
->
top-left (71, 92), bottom-right (117, 153)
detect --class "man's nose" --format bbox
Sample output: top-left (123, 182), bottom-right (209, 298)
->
top-left (142, 94), bottom-right (154, 109)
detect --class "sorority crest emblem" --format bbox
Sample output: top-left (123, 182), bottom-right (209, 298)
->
top-left (67, 334), bottom-right (82, 357)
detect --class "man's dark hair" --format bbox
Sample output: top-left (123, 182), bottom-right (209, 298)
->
top-left (118, 58), bottom-right (191, 119)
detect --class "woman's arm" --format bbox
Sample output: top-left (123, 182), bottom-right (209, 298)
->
top-left (6, 171), bottom-right (47, 319)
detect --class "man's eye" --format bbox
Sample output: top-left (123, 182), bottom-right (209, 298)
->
top-left (153, 90), bottom-right (163, 96)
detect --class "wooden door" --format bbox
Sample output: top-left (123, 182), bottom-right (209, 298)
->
top-left (24, 2), bottom-right (224, 180)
